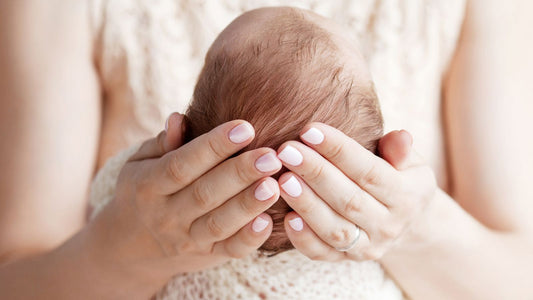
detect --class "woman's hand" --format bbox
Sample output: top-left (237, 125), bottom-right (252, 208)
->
top-left (84, 114), bottom-right (283, 283)
top-left (276, 122), bottom-right (437, 261)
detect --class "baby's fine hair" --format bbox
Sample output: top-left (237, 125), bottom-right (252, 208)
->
top-left (184, 8), bottom-right (383, 254)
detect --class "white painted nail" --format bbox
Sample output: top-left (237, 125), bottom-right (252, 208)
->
top-left (255, 153), bottom-right (281, 173)
top-left (289, 217), bottom-right (304, 231)
top-left (252, 216), bottom-right (269, 232)
top-left (229, 123), bottom-right (254, 144)
top-left (277, 145), bottom-right (303, 166)
top-left (254, 181), bottom-right (275, 201)
top-left (281, 175), bottom-right (302, 197)
top-left (301, 127), bottom-right (324, 145)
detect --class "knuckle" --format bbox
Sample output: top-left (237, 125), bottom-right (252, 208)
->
top-left (239, 230), bottom-right (262, 249)
top-left (359, 164), bottom-right (382, 188)
top-left (233, 158), bottom-right (255, 184)
top-left (207, 136), bottom-right (227, 161)
top-left (174, 240), bottom-right (197, 255)
top-left (378, 225), bottom-right (399, 240)
top-left (298, 200), bottom-right (317, 215)
top-left (326, 142), bottom-right (344, 162)
top-left (153, 215), bottom-right (177, 238)
top-left (328, 226), bottom-right (353, 247)
top-left (305, 162), bottom-right (325, 184)
top-left (192, 183), bottom-right (213, 211)
top-left (205, 214), bottom-right (225, 239)
top-left (343, 190), bottom-right (363, 216)
top-left (134, 179), bottom-right (153, 200)
top-left (224, 244), bottom-right (248, 259)
top-left (167, 155), bottom-right (189, 186)
top-left (237, 194), bottom-right (259, 216)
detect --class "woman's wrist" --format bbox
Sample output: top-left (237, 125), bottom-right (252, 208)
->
top-left (382, 189), bottom-right (484, 258)
top-left (0, 225), bottom-right (165, 300)
top-left (73, 203), bottom-right (174, 299)
top-left (378, 189), bottom-right (493, 299)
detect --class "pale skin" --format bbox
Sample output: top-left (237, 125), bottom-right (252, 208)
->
top-left (0, 2), bottom-right (532, 300)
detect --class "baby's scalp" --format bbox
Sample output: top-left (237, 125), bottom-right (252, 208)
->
top-left (184, 7), bottom-right (383, 254)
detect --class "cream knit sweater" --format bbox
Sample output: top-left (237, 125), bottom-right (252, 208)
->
top-left (88, 0), bottom-right (465, 298)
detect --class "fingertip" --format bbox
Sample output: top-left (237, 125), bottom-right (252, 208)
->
top-left (228, 120), bottom-right (256, 144)
top-left (277, 172), bottom-right (295, 184)
top-left (164, 113), bottom-right (186, 151)
top-left (399, 129), bottom-right (413, 147)
top-left (254, 177), bottom-right (281, 202)
top-left (378, 130), bottom-right (412, 170)
top-left (251, 213), bottom-right (272, 234)
top-left (278, 172), bottom-right (303, 199)
top-left (300, 126), bottom-right (325, 146)
top-left (285, 212), bottom-right (304, 232)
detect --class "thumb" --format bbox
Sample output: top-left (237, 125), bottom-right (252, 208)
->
top-left (378, 130), bottom-right (423, 170)
top-left (128, 112), bottom-right (186, 162)
top-left (164, 112), bottom-right (186, 151)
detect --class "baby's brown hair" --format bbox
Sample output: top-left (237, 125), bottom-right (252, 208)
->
top-left (184, 8), bottom-right (383, 254)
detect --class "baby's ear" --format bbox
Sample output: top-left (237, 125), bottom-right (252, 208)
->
top-left (378, 130), bottom-right (413, 170)
top-left (165, 113), bottom-right (187, 151)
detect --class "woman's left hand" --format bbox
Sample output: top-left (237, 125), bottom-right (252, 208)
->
top-left (276, 122), bottom-right (437, 261)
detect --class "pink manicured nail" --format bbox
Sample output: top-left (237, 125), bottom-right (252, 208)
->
top-left (255, 153), bottom-right (282, 173)
top-left (301, 127), bottom-right (324, 145)
top-left (229, 123), bottom-right (254, 144)
top-left (281, 175), bottom-right (302, 197)
top-left (289, 217), bottom-right (304, 231)
top-left (252, 216), bottom-right (269, 232)
top-left (254, 181), bottom-right (275, 201)
top-left (277, 145), bottom-right (303, 166)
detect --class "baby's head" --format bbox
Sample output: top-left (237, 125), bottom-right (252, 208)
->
top-left (184, 7), bottom-right (383, 254)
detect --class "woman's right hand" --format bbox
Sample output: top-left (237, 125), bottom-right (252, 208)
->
top-left (84, 115), bottom-right (282, 283)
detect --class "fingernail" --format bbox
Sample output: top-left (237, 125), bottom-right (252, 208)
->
top-left (252, 216), bottom-right (269, 232)
top-left (281, 175), bottom-right (302, 197)
top-left (289, 217), bottom-right (303, 231)
top-left (229, 123), bottom-right (254, 144)
top-left (165, 115), bottom-right (170, 132)
top-left (277, 145), bottom-right (303, 166)
top-left (254, 181), bottom-right (275, 201)
top-left (301, 127), bottom-right (324, 145)
top-left (255, 153), bottom-right (281, 173)
top-left (399, 130), bottom-right (413, 146)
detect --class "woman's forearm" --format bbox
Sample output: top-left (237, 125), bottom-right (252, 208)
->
top-left (381, 189), bottom-right (533, 300)
top-left (0, 224), bottom-right (168, 300)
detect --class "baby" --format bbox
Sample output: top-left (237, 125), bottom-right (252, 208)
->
top-left (183, 7), bottom-right (383, 254)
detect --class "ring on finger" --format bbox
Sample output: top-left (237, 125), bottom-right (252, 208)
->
top-left (335, 226), bottom-right (361, 252)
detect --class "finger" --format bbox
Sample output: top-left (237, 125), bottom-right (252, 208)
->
top-left (283, 212), bottom-right (343, 261)
top-left (277, 172), bottom-right (361, 250)
top-left (151, 120), bottom-right (256, 195)
top-left (285, 212), bottom-right (374, 262)
top-left (171, 148), bottom-right (282, 222)
top-left (128, 113), bottom-right (186, 161)
top-left (299, 122), bottom-right (399, 203)
top-left (211, 213), bottom-right (273, 259)
top-left (189, 178), bottom-right (280, 247)
top-left (378, 130), bottom-right (425, 170)
top-left (165, 112), bottom-right (187, 151)
top-left (277, 140), bottom-right (393, 212)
